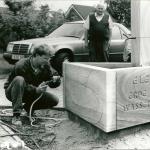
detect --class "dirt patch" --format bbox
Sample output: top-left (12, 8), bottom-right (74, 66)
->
top-left (2, 109), bottom-right (150, 150)
top-left (1, 109), bottom-right (66, 150)
top-left (0, 109), bottom-right (111, 150)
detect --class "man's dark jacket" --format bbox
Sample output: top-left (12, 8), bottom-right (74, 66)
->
top-left (4, 57), bottom-right (60, 95)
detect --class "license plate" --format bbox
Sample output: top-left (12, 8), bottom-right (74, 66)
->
top-left (12, 54), bottom-right (24, 60)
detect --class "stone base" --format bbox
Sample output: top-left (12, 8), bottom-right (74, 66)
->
top-left (63, 62), bottom-right (150, 132)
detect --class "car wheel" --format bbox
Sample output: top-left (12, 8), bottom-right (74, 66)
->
top-left (51, 52), bottom-right (71, 76)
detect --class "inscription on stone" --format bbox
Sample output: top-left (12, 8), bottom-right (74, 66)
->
top-left (128, 90), bottom-right (147, 99)
top-left (132, 75), bottom-right (150, 84)
top-left (123, 101), bottom-right (150, 112)
top-left (122, 73), bottom-right (150, 111)
top-left (117, 68), bottom-right (150, 130)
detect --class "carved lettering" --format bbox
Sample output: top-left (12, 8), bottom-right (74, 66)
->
top-left (123, 102), bottom-right (150, 112)
top-left (128, 90), bottom-right (147, 99)
top-left (145, 75), bottom-right (150, 83)
top-left (123, 104), bottom-right (130, 111)
top-left (133, 76), bottom-right (138, 84)
top-left (123, 74), bottom-right (150, 112)
top-left (133, 75), bottom-right (150, 85)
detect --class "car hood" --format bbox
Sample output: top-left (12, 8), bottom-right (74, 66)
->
top-left (11, 37), bottom-right (80, 45)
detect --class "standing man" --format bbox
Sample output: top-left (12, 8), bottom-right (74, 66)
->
top-left (84, 3), bottom-right (113, 62)
top-left (4, 44), bottom-right (61, 126)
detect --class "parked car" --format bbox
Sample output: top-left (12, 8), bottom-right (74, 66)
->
top-left (3, 21), bottom-right (131, 75)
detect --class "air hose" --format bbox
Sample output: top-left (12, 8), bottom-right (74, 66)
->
top-left (29, 92), bottom-right (44, 127)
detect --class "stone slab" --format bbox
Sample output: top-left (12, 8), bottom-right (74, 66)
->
top-left (64, 63), bottom-right (117, 132)
top-left (116, 66), bottom-right (150, 129)
top-left (64, 62), bottom-right (150, 132)
top-left (82, 62), bottom-right (133, 68)
top-left (131, 0), bottom-right (150, 37)
top-left (131, 0), bottom-right (150, 66)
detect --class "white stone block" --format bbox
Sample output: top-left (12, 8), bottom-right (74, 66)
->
top-left (64, 63), bottom-right (150, 132)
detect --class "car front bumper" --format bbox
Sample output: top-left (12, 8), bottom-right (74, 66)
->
top-left (3, 53), bottom-right (30, 64)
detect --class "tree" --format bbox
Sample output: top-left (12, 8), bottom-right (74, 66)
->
top-left (49, 10), bottom-right (65, 33)
top-left (35, 5), bottom-right (53, 37)
top-left (107, 0), bottom-right (131, 28)
top-left (4, 0), bottom-right (33, 14)
top-left (0, 0), bottom-right (65, 51)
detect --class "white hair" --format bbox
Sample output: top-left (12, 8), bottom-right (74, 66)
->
top-left (96, 2), bottom-right (107, 10)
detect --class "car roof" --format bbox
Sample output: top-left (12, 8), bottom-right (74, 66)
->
top-left (65, 21), bottom-right (131, 34)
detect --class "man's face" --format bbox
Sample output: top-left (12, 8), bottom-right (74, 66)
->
top-left (96, 4), bottom-right (105, 16)
top-left (33, 54), bottom-right (50, 74)
top-left (38, 55), bottom-right (50, 64)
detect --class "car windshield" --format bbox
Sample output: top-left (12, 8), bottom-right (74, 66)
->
top-left (47, 23), bottom-right (84, 38)
top-left (118, 23), bottom-right (131, 35)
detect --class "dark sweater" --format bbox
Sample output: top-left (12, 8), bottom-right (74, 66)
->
top-left (4, 56), bottom-right (59, 93)
top-left (89, 13), bottom-right (110, 41)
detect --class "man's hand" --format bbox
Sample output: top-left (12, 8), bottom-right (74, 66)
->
top-left (37, 82), bottom-right (48, 94)
top-left (48, 76), bottom-right (61, 88)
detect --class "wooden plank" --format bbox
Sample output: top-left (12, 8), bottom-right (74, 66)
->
top-left (64, 63), bottom-right (116, 132)
top-left (116, 66), bottom-right (150, 129)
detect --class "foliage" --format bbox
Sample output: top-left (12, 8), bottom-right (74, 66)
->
top-left (107, 0), bottom-right (131, 28)
top-left (0, 0), bottom-right (65, 51)
top-left (4, 0), bottom-right (33, 14)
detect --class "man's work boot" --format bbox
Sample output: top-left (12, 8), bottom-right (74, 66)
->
top-left (12, 116), bottom-right (22, 126)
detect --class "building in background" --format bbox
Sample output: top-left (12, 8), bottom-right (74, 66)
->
top-left (65, 4), bottom-right (95, 21)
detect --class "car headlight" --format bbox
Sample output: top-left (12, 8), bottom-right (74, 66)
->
top-left (7, 43), bottom-right (14, 52)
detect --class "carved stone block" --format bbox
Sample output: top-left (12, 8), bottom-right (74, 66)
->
top-left (64, 63), bottom-right (150, 132)
top-left (117, 67), bottom-right (150, 129)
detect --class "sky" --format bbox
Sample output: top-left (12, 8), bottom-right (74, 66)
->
top-left (34, 0), bottom-right (100, 11)
top-left (0, 0), bottom-right (101, 12)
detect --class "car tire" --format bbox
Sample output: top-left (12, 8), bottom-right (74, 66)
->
top-left (51, 52), bottom-right (71, 76)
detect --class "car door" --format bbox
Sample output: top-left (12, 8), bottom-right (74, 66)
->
top-left (108, 25), bottom-right (125, 62)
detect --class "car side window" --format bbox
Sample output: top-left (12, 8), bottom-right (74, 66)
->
top-left (112, 26), bottom-right (122, 40)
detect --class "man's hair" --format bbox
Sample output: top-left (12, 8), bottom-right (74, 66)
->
top-left (95, 3), bottom-right (107, 10)
top-left (32, 44), bottom-right (51, 57)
